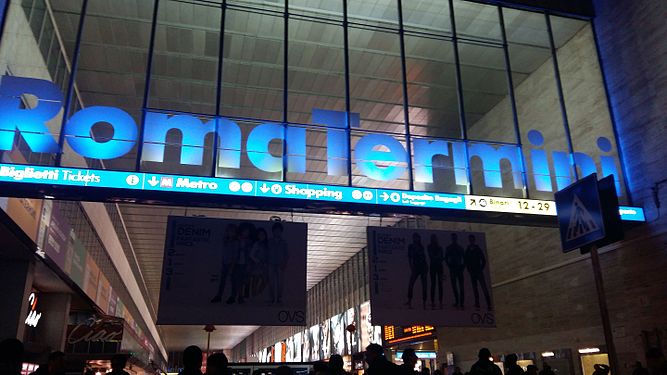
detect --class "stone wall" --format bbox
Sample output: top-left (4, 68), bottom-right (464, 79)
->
top-left (435, 1), bottom-right (667, 374)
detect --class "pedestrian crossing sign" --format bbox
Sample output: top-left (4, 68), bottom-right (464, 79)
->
top-left (555, 174), bottom-right (606, 253)
top-left (566, 194), bottom-right (601, 241)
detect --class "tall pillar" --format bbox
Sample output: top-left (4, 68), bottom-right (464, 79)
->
top-left (0, 259), bottom-right (34, 340)
top-left (35, 293), bottom-right (71, 351)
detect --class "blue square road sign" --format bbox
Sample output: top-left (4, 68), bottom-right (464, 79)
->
top-left (555, 173), bottom-right (606, 253)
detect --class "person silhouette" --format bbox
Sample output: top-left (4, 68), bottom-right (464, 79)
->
top-left (0, 339), bottom-right (24, 375)
top-left (227, 223), bottom-right (255, 304)
top-left (505, 354), bottom-right (524, 375)
top-left (539, 364), bottom-right (555, 375)
top-left (427, 234), bottom-right (444, 309)
top-left (109, 354), bottom-right (130, 375)
top-left (312, 361), bottom-right (329, 375)
top-left (365, 343), bottom-right (399, 375)
top-left (399, 348), bottom-right (419, 375)
top-left (330, 354), bottom-right (350, 375)
top-left (445, 233), bottom-right (465, 308)
top-left (180, 346), bottom-right (203, 375)
top-left (646, 348), bottom-right (667, 375)
top-left (30, 351), bottom-right (65, 375)
top-left (470, 348), bottom-right (502, 375)
top-left (205, 353), bottom-right (230, 375)
top-left (464, 235), bottom-right (492, 310)
top-left (592, 364), bottom-right (610, 375)
top-left (268, 222), bottom-right (288, 304)
top-left (276, 366), bottom-right (294, 375)
top-left (211, 224), bottom-right (238, 303)
top-left (249, 228), bottom-right (269, 297)
top-left (406, 233), bottom-right (428, 309)
top-left (526, 365), bottom-right (539, 375)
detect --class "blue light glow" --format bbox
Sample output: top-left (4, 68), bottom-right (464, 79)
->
top-left (0, 162), bottom-right (644, 221)
top-left (355, 134), bottom-right (408, 181)
top-left (0, 76), bottom-right (62, 153)
top-left (0, 76), bottom-right (633, 201)
top-left (65, 106), bottom-right (137, 159)
top-left (143, 112), bottom-right (216, 165)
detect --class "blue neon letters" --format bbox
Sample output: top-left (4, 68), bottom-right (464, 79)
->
top-left (0, 76), bottom-right (622, 196)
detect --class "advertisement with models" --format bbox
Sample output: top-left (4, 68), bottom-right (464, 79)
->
top-left (157, 216), bottom-right (307, 325)
top-left (367, 227), bottom-right (495, 327)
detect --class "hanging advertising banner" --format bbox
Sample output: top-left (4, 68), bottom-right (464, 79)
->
top-left (359, 301), bottom-right (382, 349)
top-left (309, 325), bottom-right (320, 361)
top-left (344, 307), bottom-right (359, 355)
top-left (83, 256), bottom-right (100, 300)
top-left (157, 216), bottom-right (307, 325)
top-left (96, 273), bottom-right (112, 313)
top-left (108, 288), bottom-right (118, 316)
top-left (302, 328), bottom-right (311, 362)
top-left (367, 227), bottom-right (495, 327)
top-left (69, 233), bottom-right (86, 288)
top-left (41, 201), bottom-right (72, 271)
top-left (331, 313), bottom-right (346, 355)
top-left (293, 332), bottom-right (303, 362)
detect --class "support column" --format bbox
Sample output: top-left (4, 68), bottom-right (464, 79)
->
top-left (0, 259), bottom-right (34, 340)
top-left (35, 293), bottom-right (71, 351)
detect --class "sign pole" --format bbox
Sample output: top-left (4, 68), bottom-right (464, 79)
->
top-left (589, 245), bottom-right (618, 374)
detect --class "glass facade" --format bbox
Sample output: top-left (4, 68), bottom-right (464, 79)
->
top-left (0, 0), bottom-right (627, 202)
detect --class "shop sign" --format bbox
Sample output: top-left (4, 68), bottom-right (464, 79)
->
top-left (383, 325), bottom-right (436, 345)
top-left (24, 292), bottom-right (42, 328)
top-left (0, 76), bottom-right (645, 221)
top-left (66, 316), bottom-right (123, 345)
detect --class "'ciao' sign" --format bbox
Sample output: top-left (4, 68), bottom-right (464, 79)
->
top-left (66, 317), bottom-right (123, 345)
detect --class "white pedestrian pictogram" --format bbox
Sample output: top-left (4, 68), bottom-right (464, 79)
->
top-left (566, 194), bottom-right (600, 241)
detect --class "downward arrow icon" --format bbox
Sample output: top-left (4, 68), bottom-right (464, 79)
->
top-left (148, 176), bottom-right (159, 187)
top-left (260, 183), bottom-right (270, 193)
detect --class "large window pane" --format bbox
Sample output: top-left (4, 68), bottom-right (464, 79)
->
top-left (458, 42), bottom-right (514, 143)
top-left (551, 16), bottom-right (627, 202)
top-left (148, 0), bottom-right (221, 115)
top-left (453, 0), bottom-right (501, 42)
top-left (348, 27), bottom-right (404, 134)
top-left (404, 35), bottom-right (460, 138)
top-left (285, 126), bottom-right (349, 185)
top-left (411, 136), bottom-right (468, 194)
top-left (468, 141), bottom-right (525, 197)
top-left (348, 0), bottom-right (398, 28)
top-left (288, 19), bottom-right (345, 124)
top-left (504, 9), bottom-right (570, 200)
top-left (0, 1), bottom-right (84, 167)
top-left (290, 0), bottom-right (343, 20)
top-left (227, 0), bottom-right (285, 13)
top-left (140, 111), bottom-right (217, 176)
top-left (351, 130), bottom-right (409, 189)
top-left (216, 119), bottom-right (283, 181)
top-left (402, 0), bottom-right (452, 35)
top-left (222, 9), bottom-right (283, 122)
top-left (60, 0), bottom-right (154, 171)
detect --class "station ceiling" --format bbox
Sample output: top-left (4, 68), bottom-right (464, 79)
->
top-left (41, 0), bottom-right (585, 351)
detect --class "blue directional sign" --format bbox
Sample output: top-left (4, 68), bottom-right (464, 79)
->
top-left (0, 162), bottom-right (644, 222)
top-left (555, 174), bottom-right (607, 252)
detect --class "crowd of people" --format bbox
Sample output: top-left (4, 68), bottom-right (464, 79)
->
top-left (3, 338), bottom-right (667, 375)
